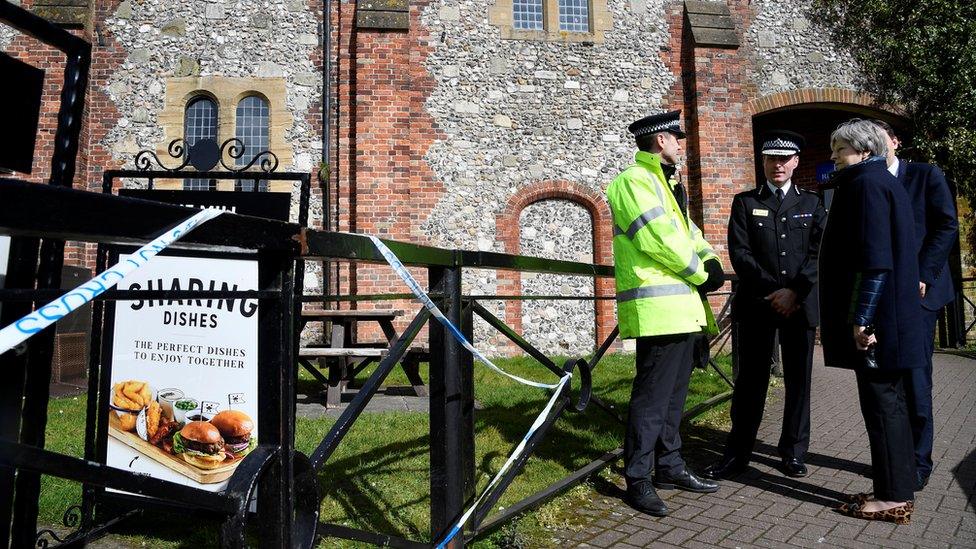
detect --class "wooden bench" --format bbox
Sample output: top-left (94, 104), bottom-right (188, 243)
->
top-left (299, 309), bottom-right (428, 407)
top-left (298, 348), bottom-right (386, 358)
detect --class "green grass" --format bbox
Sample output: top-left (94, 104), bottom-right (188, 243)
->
top-left (36, 352), bottom-right (733, 548)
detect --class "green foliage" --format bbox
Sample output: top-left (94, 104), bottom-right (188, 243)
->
top-left (811, 0), bottom-right (976, 248)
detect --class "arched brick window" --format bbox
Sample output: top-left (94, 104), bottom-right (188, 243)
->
top-left (495, 181), bottom-right (616, 355)
top-left (519, 199), bottom-right (595, 355)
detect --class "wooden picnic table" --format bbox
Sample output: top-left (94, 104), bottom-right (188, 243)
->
top-left (298, 309), bottom-right (426, 407)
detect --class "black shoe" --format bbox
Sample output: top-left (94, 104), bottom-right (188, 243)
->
top-left (915, 472), bottom-right (930, 491)
top-left (653, 467), bottom-right (719, 493)
top-left (702, 456), bottom-right (748, 480)
top-left (781, 457), bottom-right (808, 478)
top-left (626, 481), bottom-right (669, 516)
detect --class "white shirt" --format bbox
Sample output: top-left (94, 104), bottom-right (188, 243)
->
top-left (888, 157), bottom-right (900, 176)
top-left (767, 180), bottom-right (792, 197)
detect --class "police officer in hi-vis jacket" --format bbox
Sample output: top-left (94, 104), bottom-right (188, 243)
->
top-left (606, 110), bottom-right (725, 517)
top-left (703, 131), bottom-right (826, 481)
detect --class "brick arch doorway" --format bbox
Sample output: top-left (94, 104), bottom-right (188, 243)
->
top-left (750, 95), bottom-right (908, 189)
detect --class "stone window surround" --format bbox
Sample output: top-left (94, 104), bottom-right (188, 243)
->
top-left (155, 77), bottom-right (292, 191)
top-left (488, 0), bottom-right (611, 43)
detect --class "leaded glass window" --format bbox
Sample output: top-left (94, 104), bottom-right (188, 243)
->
top-left (558, 0), bottom-right (589, 32)
top-left (234, 95), bottom-right (270, 192)
top-left (183, 96), bottom-right (218, 191)
top-left (513, 0), bottom-right (544, 30)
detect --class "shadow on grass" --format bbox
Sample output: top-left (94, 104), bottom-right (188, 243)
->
top-left (313, 398), bottom-right (627, 542)
top-left (316, 433), bottom-right (431, 541)
top-left (309, 356), bottom-right (733, 543)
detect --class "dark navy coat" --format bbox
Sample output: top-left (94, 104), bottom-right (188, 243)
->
top-left (819, 158), bottom-right (925, 371)
top-left (728, 183), bottom-right (827, 326)
top-left (896, 160), bottom-right (959, 311)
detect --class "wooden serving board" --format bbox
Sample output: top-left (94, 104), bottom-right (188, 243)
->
top-left (108, 413), bottom-right (239, 484)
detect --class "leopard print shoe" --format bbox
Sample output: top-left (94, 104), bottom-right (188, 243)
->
top-left (835, 500), bottom-right (913, 525)
top-left (842, 492), bottom-right (873, 505)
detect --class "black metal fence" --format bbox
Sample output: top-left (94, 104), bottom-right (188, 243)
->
top-left (294, 231), bottom-right (736, 547)
top-left (0, 180), bottom-right (319, 548)
top-left (0, 176), bottom-right (737, 547)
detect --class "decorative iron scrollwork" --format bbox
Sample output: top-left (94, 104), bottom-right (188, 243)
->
top-left (62, 504), bottom-right (83, 528)
top-left (132, 137), bottom-right (279, 174)
top-left (219, 138), bottom-right (279, 173)
top-left (134, 138), bottom-right (191, 172)
top-left (33, 504), bottom-right (86, 547)
top-left (34, 529), bottom-right (65, 548)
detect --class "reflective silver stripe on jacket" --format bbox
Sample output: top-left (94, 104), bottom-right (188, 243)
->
top-left (617, 283), bottom-right (694, 302)
top-left (625, 206), bottom-right (666, 238)
top-left (613, 225), bottom-right (624, 237)
top-left (678, 252), bottom-right (700, 278)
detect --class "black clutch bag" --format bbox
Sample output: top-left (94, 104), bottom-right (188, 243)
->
top-left (862, 325), bottom-right (879, 369)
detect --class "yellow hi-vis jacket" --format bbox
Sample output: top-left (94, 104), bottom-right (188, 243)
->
top-left (607, 151), bottom-right (721, 338)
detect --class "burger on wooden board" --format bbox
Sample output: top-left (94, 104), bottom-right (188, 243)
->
top-left (172, 421), bottom-right (226, 469)
top-left (210, 410), bottom-right (256, 459)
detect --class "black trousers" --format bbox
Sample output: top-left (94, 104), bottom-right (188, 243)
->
top-left (624, 332), bottom-right (695, 483)
top-left (725, 314), bottom-right (814, 461)
top-left (855, 368), bottom-right (916, 501)
top-left (905, 308), bottom-right (937, 478)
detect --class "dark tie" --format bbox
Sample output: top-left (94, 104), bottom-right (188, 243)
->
top-left (673, 182), bottom-right (688, 219)
top-left (775, 188), bottom-right (785, 203)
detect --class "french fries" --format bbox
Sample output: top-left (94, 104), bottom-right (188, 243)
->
top-left (111, 380), bottom-right (152, 432)
top-left (116, 411), bottom-right (138, 431)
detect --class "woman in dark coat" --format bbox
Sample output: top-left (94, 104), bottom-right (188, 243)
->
top-left (819, 118), bottom-right (924, 524)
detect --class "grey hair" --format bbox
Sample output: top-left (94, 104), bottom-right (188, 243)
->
top-left (831, 118), bottom-right (889, 157)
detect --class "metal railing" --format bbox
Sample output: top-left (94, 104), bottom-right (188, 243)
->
top-left (0, 180), bottom-right (318, 548)
top-left (299, 231), bottom-right (735, 547)
top-left (0, 178), bottom-right (737, 547)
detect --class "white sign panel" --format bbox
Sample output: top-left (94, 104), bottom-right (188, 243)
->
top-left (106, 254), bottom-right (259, 492)
top-left (0, 235), bottom-right (8, 316)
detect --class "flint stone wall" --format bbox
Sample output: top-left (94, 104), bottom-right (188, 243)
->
top-left (519, 199), bottom-right (595, 355)
top-left (746, 0), bottom-right (859, 95)
top-left (103, 0), bottom-right (324, 295)
top-left (421, 0), bottom-right (673, 353)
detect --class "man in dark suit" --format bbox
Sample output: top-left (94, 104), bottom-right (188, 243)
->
top-left (872, 119), bottom-right (958, 491)
top-left (703, 131), bottom-right (827, 480)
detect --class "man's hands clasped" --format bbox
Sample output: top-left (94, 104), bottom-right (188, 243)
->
top-left (765, 288), bottom-right (799, 317)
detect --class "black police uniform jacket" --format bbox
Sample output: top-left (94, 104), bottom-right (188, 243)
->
top-left (728, 182), bottom-right (826, 326)
top-left (896, 160), bottom-right (959, 311)
top-left (819, 158), bottom-right (925, 371)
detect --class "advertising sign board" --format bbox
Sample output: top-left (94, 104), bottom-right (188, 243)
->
top-left (106, 254), bottom-right (259, 490)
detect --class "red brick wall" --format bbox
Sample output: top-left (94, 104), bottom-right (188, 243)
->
top-left (330, 0), bottom-right (445, 344)
top-left (2, 0), bottom-right (104, 270)
top-left (681, 0), bottom-right (758, 270)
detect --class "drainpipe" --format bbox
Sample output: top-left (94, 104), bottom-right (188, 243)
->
top-left (322, 0), bottom-right (332, 307)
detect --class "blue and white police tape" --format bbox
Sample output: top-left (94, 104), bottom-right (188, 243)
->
top-left (364, 234), bottom-right (571, 547)
top-left (0, 209), bottom-right (222, 355)
top-left (436, 374), bottom-right (569, 549)
top-left (366, 235), bottom-right (562, 391)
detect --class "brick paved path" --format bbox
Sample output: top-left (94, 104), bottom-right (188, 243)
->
top-left (556, 350), bottom-right (976, 548)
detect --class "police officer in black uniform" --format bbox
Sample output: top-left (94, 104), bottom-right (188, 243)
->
top-left (703, 131), bottom-right (827, 480)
